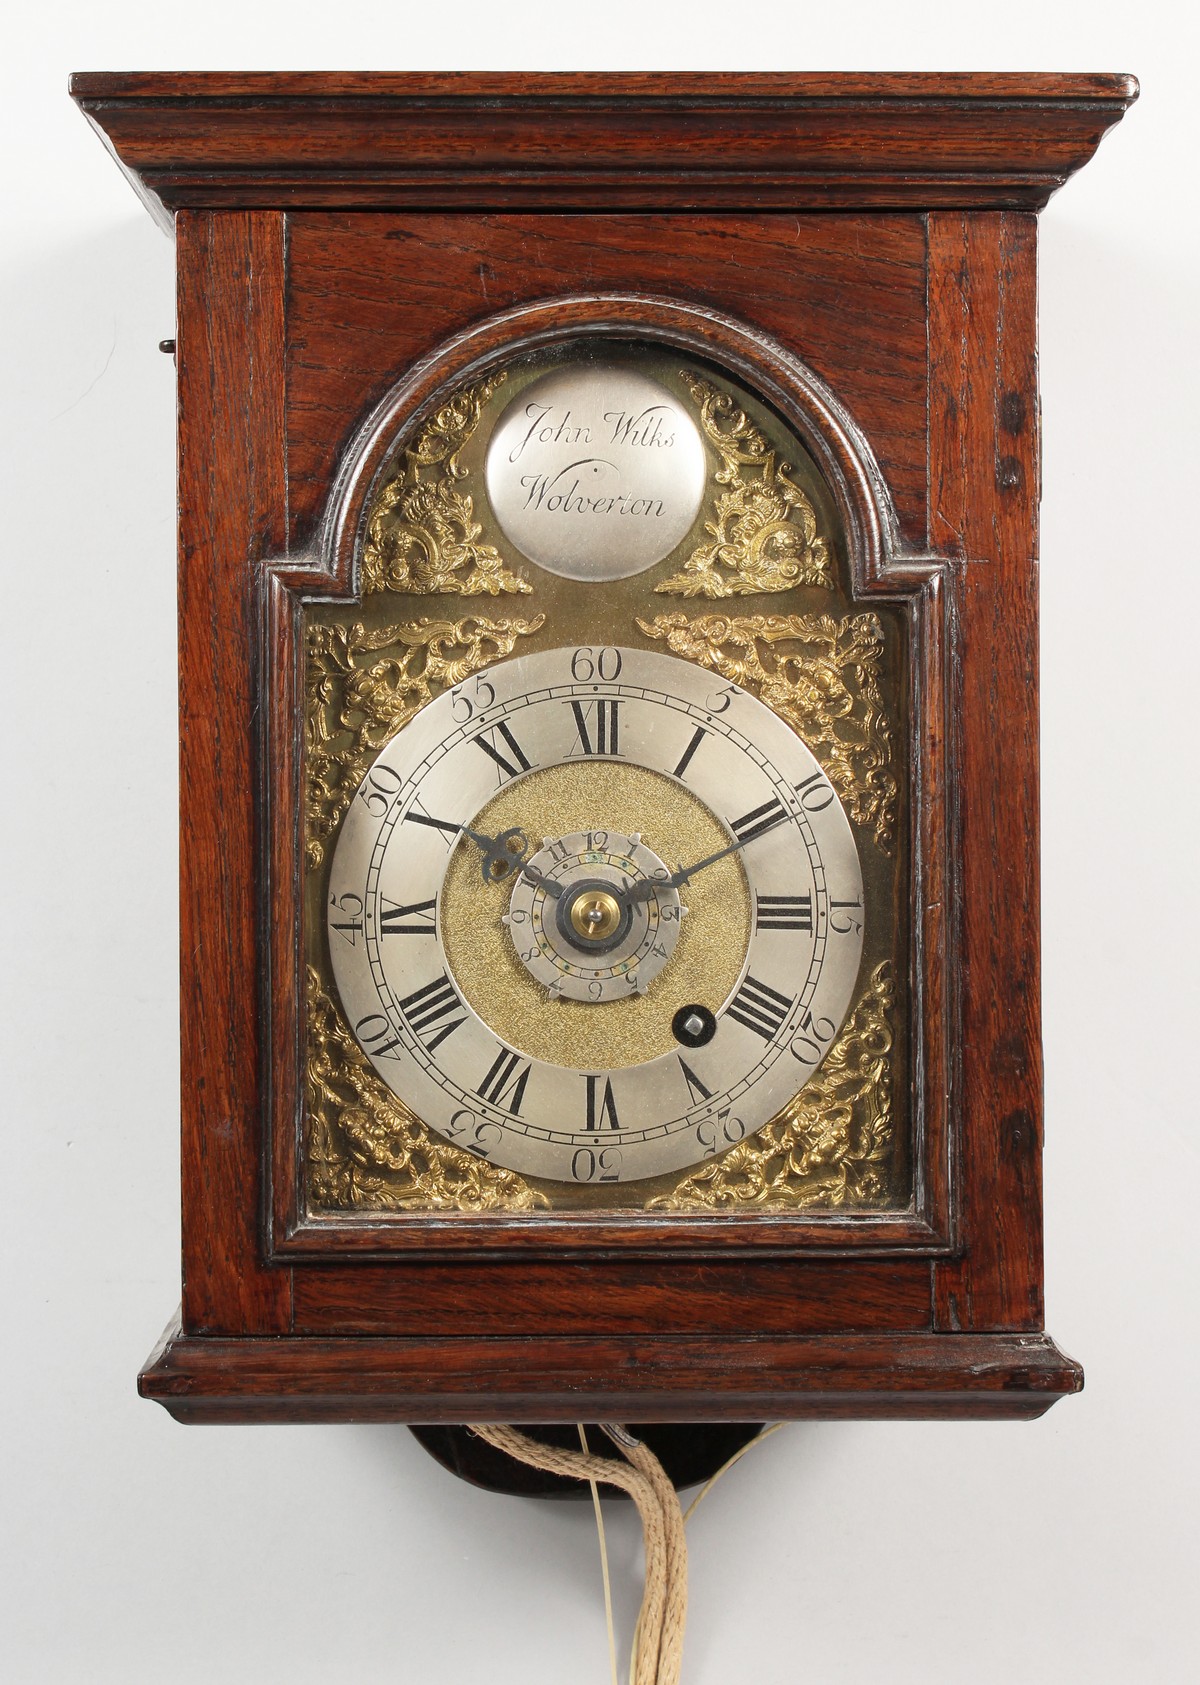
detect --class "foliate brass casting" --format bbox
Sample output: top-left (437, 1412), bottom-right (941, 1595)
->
top-left (655, 372), bottom-right (834, 597)
top-left (361, 374), bottom-right (532, 596)
top-left (305, 613), bottom-right (545, 866)
top-left (306, 969), bottom-right (546, 1213)
top-left (307, 955), bottom-right (893, 1216)
top-left (638, 611), bottom-right (897, 851)
top-left (652, 962), bottom-right (894, 1211)
top-left (305, 354), bottom-right (902, 1214)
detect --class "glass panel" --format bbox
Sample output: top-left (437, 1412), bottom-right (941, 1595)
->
top-left (303, 340), bottom-right (910, 1216)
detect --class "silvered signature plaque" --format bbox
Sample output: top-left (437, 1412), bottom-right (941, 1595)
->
top-left (484, 364), bottom-right (706, 581)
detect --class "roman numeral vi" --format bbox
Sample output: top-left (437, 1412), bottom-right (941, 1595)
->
top-left (584, 1075), bottom-right (621, 1130)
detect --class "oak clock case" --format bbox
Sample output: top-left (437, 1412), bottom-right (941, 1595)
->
top-left (70, 70), bottom-right (1133, 1425)
top-left (302, 346), bottom-right (906, 1229)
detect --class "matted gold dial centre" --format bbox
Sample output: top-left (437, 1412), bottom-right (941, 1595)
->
top-left (438, 762), bottom-right (750, 1068)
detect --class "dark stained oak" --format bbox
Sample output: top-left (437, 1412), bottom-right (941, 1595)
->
top-left (175, 210), bottom-right (291, 1336)
top-left (69, 72), bottom-right (1137, 230)
top-left (927, 213), bottom-right (1046, 1331)
top-left (140, 1318), bottom-right (1083, 1424)
top-left (69, 72), bottom-right (1139, 98)
top-left (289, 1258), bottom-right (934, 1338)
top-left (283, 212), bottom-right (931, 549)
top-left (67, 74), bottom-right (1136, 1420)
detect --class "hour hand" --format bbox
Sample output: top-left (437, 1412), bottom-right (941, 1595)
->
top-left (470, 824), bottom-right (532, 884)
top-left (467, 824), bottom-right (565, 896)
top-left (409, 812), bottom-right (565, 897)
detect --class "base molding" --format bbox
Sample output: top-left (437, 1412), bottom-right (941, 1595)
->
top-left (139, 1316), bottom-right (1082, 1424)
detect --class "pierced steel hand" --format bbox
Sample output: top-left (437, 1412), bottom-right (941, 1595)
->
top-left (406, 809), bottom-right (565, 896)
top-left (468, 826), bottom-right (568, 898)
top-left (620, 806), bottom-right (796, 905)
top-left (513, 855), bottom-right (566, 898)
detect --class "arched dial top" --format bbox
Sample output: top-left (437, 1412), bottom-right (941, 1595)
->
top-left (327, 646), bottom-right (865, 1185)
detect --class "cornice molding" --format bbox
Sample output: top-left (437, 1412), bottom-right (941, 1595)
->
top-left (71, 71), bottom-right (1138, 230)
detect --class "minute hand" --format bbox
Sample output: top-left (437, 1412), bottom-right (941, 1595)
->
top-left (624, 808), bottom-right (796, 904)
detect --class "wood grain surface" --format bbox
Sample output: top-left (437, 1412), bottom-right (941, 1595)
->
top-left (69, 71), bottom-right (1137, 227)
top-left (289, 1258), bottom-right (934, 1338)
top-left (283, 212), bottom-right (930, 549)
top-left (69, 72), bottom-right (1139, 98)
top-left (927, 213), bottom-right (1046, 1332)
top-left (140, 1318), bottom-right (1083, 1423)
top-left (176, 210), bottom-right (291, 1336)
top-left (66, 74), bottom-right (1135, 1417)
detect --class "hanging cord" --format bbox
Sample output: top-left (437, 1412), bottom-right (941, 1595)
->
top-left (471, 1424), bottom-right (685, 1685)
top-left (578, 1425), bottom-right (620, 1685)
top-left (618, 1423), bottom-right (785, 1682)
top-left (599, 1427), bottom-right (688, 1685)
top-left (682, 1422), bottom-right (787, 1525)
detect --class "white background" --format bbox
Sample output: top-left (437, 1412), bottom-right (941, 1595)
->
top-left (2, 5), bottom-right (1196, 1682)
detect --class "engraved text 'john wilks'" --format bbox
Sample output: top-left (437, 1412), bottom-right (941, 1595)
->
top-left (486, 365), bottom-right (706, 581)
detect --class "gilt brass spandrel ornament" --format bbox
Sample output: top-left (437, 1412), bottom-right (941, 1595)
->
top-left (305, 613), bottom-right (545, 867)
top-left (300, 343), bottom-right (909, 1217)
top-left (638, 610), bottom-right (897, 852)
top-left (306, 968), bottom-right (547, 1214)
top-left (655, 372), bottom-right (835, 598)
top-left (361, 373), bottom-right (532, 597)
top-left (306, 961), bottom-right (896, 1217)
top-left (652, 962), bottom-right (895, 1212)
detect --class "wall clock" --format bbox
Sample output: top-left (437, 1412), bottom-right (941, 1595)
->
top-left (71, 72), bottom-right (1136, 1432)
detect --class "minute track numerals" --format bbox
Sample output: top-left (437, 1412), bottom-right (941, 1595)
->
top-left (327, 645), bottom-right (865, 1184)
